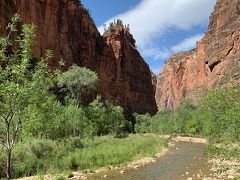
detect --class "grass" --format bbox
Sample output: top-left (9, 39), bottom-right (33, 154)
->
top-left (0, 135), bottom-right (167, 179)
top-left (67, 135), bottom-right (167, 170)
top-left (207, 144), bottom-right (240, 159)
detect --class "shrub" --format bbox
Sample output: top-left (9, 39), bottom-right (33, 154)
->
top-left (134, 113), bottom-right (151, 133)
top-left (68, 137), bottom-right (84, 149)
top-left (29, 139), bottom-right (57, 159)
top-left (185, 119), bottom-right (198, 135)
top-left (86, 96), bottom-right (128, 136)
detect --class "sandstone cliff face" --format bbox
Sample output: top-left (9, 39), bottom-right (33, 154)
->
top-left (99, 26), bottom-right (157, 115)
top-left (156, 0), bottom-right (240, 109)
top-left (156, 50), bottom-right (209, 109)
top-left (15, 0), bottom-right (100, 69)
top-left (0, 0), bottom-right (157, 115)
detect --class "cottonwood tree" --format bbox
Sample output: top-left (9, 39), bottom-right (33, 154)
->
top-left (57, 65), bottom-right (99, 107)
top-left (0, 14), bottom-right (54, 179)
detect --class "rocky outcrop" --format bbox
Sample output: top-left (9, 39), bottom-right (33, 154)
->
top-left (99, 26), bottom-right (157, 115)
top-left (156, 50), bottom-right (209, 109)
top-left (156, 0), bottom-right (240, 109)
top-left (0, 0), bottom-right (157, 115)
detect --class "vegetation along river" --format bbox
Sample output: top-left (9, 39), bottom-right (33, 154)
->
top-left (87, 141), bottom-right (213, 180)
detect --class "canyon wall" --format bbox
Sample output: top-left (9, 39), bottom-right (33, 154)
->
top-left (99, 26), bottom-right (157, 115)
top-left (156, 0), bottom-right (240, 109)
top-left (0, 0), bottom-right (157, 115)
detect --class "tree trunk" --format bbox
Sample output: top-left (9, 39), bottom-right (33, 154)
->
top-left (6, 121), bottom-right (12, 180)
top-left (73, 127), bottom-right (76, 137)
top-left (6, 149), bottom-right (11, 180)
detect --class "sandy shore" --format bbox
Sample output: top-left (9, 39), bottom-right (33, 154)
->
top-left (172, 136), bottom-right (208, 144)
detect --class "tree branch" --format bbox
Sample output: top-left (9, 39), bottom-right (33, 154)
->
top-left (10, 118), bottom-right (21, 149)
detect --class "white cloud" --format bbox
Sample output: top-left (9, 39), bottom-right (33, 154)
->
top-left (98, 0), bottom-right (216, 48)
top-left (171, 34), bottom-right (204, 53)
top-left (141, 47), bottom-right (171, 61)
top-left (141, 34), bottom-right (204, 61)
top-left (98, 0), bottom-right (216, 71)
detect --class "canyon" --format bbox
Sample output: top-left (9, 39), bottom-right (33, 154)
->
top-left (156, 0), bottom-right (240, 109)
top-left (0, 0), bottom-right (157, 116)
top-left (1, 0), bottom-right (240, 113)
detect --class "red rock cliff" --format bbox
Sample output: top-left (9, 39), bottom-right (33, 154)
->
top-left (99, 26), bottom-right (157, 115)
top-left (156, 0), bottom-right (240, 109)
top-left (0, 0), bottom-right (157, 115)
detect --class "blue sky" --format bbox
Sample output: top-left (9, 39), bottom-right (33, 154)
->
top-left (82, 0), bottom-right (216, 74)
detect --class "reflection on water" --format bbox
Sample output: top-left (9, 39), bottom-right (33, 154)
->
top-left (88, 142), bottom-right (213, 180)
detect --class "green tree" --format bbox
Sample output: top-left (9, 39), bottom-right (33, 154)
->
top-left (57, 65), bottom-right (99, 107)
top-left (0, 14), bottom-right (55, 179)
top-left (116, 19), bottom-right (123, 26)
top-left (150, 109), bottom-right (174, 134)
top-left (200, 86), bottom-right (240, 142)
top-left (22, 97), bottom-right (63, 139)
top-left (175, 101), bottom-right (198, 135)
top-left (63, 103), bottom-right (88, 137)
top-left (86, 96), bottom-right (127, 136)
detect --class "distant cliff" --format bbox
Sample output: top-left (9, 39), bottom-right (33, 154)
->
top-left (156, 0), bottom-right (240, 109)
top-left (0, 0), bottom-right (157, 116)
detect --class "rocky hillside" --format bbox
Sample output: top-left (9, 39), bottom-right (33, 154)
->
top-left (0, 0), bottom-right (157, 116)
top-left (156, 0), bottom-right (240, 109)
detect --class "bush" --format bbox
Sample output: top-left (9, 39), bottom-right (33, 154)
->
top-left (185, 119), bottom-right (198, 135)
top-left (134, 113), bottom-right (151, 133)
top-left (86, 96), bottom-right (129, 136)
top-left (29, 139), bottom-right (57, 159)
top-left (9, 139), bottom-right (60, 178)
top-left (68, 137), bottom-right (85, 149)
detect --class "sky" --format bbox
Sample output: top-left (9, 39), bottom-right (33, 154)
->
top-left (82, 0), bottom-right (216, 74)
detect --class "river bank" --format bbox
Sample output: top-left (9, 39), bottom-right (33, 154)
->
top-left (205, 143), bottom-right (240, 180)
top-left (15, 134), bottom-right (168, 180)
top-left (86, 136), bottom-right (211, 180)
top-left (75, 137), bottom-right (240, 180)
top-left (16, 136), bottom-right (240, 180)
